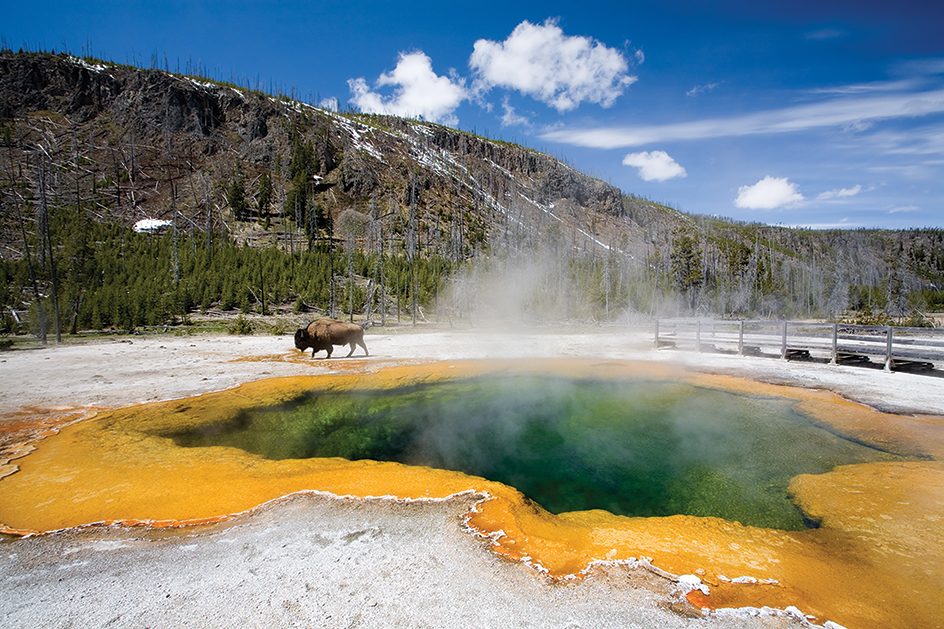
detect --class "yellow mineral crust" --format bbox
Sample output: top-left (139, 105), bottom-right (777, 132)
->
top-left (1, 359), bottom-right (942, 629)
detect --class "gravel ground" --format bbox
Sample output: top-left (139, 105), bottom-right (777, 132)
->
top-left (0, 492), bottom-right (810, 629)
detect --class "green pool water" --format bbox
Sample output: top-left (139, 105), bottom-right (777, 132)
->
top-left (171, 376), bottom-right (906, 530)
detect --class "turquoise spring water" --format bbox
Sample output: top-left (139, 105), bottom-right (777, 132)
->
top-left (171, 376), bottom-right (907, 530)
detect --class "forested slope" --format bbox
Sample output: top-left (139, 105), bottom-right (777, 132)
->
top-left (1, 51), bottom-right (942, 337)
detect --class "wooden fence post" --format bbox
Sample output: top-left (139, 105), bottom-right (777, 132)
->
top-left (780, 321), bottom-right (788, 359)
top-left (885, 326), bottom-right (893, 371)
top-left (831, 323), bottom-right (838, 364)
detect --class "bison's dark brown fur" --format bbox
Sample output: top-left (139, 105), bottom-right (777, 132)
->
top-left (294, 318), bottom-right (369, 358)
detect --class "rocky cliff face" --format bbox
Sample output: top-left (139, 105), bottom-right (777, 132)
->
top-left (0, 52), bottom-right (627, 257)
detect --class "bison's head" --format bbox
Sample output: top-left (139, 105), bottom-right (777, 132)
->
top-left (293, 328), bottom-right (309, 349)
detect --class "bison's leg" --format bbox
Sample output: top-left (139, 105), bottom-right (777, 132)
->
top-left (345, 342), bottom-right (356, 357)
top-left (359, 339), bottom-right (369, 356)
top-left (323, 346), bottom-right (333, 359)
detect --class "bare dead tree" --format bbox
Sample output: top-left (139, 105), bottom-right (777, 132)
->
top-left (409, 174), bottom-right (418, 325)
top-left (11, 193), bottom-right (46, 343)
top-left (38, 159), bottom-right (61, 342)
top-left (337, 208), bottom-right (367, 321)
top-left (2, 119), bottom-right (46, 339)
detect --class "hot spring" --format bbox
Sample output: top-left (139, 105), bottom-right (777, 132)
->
top-left (3, 359), bottom-right (942, 629)
top-left (169, 374), bottom-right (905, 531)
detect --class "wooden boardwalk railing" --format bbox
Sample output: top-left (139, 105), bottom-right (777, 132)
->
top-left (655, 319), bottom-right (944, 372)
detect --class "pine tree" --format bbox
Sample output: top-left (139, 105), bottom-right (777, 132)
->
top-left (227, 170), bottom-right (250, 222)
top-left (257, 170), bottom-right (273, 229)
top-left (285, 135), bottom-right (318, 244)
top-left (671, 233), bottom-right (703, 312)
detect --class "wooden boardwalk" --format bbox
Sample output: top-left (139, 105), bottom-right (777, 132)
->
top-left (655, 319), bottom-right (944, 373)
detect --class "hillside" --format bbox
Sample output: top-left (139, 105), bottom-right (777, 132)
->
top-left (0, 51), bottom-right (624, 251)
top-left (1, 51), bottom-right (943, 335)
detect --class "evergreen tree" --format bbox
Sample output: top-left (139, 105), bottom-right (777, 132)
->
top-left (285, 135), bottom-right (318, 245)
top-left (227, 171), bottom-right (250, 221)
top-left (671, 233), bottom-right (703, 312)
top-left (257, 170), bottom-right (273, 229)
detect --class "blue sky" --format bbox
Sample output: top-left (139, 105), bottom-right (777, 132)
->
top-left (4, 0), bottom-right (943, 229)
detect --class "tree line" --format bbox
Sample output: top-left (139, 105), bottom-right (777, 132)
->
top-left (0, 94), bottom-right (465, 339)
top-left (0, 213), bottom-right (456, 337)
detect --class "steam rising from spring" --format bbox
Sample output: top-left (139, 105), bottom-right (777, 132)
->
top-left (442, 247), bottom-right (658, 325)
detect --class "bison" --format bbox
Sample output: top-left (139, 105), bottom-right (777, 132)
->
top-left (294, 318), bottom-right (369, 358)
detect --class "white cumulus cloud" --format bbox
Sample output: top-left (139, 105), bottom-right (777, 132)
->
top-left (347, 51), bottom-right (467, 125)
top-left (622, 151), bottom-right (687, 182)
top-left (469, 19), bottom-right (637, 112)
top-left (735, 176), bottom-right (804, 210)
